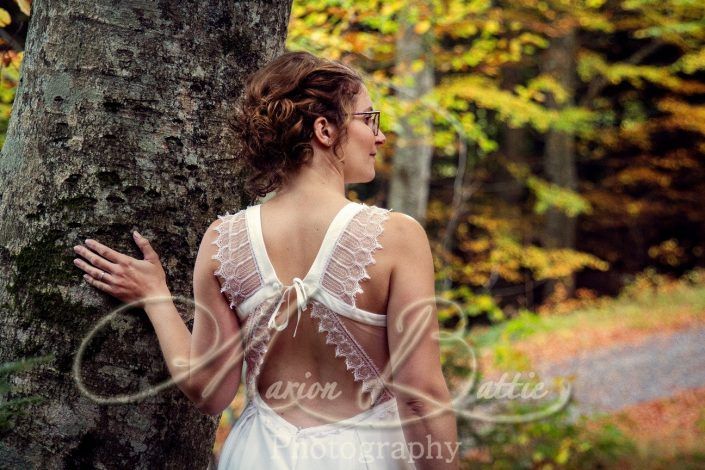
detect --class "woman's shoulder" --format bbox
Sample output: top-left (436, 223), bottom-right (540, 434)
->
top-left (202, 208), bottom-right (249, 254)
top-left (360, 207), bottom-right (430, 255)
top-left (205, 207), bottom-right (250, 234)
top-left (382, 210), bottom-right (427, 238)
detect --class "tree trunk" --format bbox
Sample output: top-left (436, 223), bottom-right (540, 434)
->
top-left (388, 0), bottom-right (434, 226)
top-left (0, 1), bottom-right (291, 468)
top-left (498, 64), bottom-right (530, 208)
top-left (540, 29), bottom-right (578, 302)
top-left (497, 63), bottom-right (533, 307)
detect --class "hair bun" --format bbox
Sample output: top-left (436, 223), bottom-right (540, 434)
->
top-left (229, 51), bottom-right (363, 199)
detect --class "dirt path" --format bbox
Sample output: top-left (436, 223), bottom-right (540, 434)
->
top-left (535, 325), bottom-right (705, 415)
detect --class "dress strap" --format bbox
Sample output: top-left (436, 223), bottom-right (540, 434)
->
top-left (246, 202), bottom-right (364, 289)
top-left (320, 204), bottom-right (393, 310)
top-left (211, 210), bottom-right (263, 318)
top-left (266, 277), bottom-right (310, 337)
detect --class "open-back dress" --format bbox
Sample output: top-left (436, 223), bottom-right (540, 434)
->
top-left (212, 201), bottom-right (416, 469)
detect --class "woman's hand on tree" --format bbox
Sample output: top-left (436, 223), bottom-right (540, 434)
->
top-left (73, 231), bottom-right (170, 306)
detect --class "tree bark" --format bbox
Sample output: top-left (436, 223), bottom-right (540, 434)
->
top-left (540, 29), bottom-right (578, 301)
top-left (388, 0), bottom-right (434, 226)
top-left (0, 1), bottom-right (291, 468)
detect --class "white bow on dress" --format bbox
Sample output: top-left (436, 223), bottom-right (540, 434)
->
top-left (267, 277), bottom-right (313, 337)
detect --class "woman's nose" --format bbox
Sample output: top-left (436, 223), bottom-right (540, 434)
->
top-left (375, 130), bottom-right (386, 145)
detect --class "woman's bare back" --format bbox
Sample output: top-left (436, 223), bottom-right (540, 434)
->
top-left (255, 197), bottom-right (395, 427)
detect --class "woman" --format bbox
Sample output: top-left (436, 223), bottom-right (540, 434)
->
top-left (73, 51), bottom-right (459, 469)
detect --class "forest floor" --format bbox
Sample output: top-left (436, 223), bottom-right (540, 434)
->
top-left (471, 276), bottom-right (705, 370)
top-left (467, 276), bottom-right (705, 466)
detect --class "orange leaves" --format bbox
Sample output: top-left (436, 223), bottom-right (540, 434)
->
top-left (658, 99), bottom-right (705, 136)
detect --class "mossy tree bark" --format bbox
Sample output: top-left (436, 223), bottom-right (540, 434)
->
top-left (0, 1), bottom-right (291, 467)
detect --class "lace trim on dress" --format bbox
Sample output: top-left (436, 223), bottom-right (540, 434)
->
top-left (321, 205), bottom-right (392, 308)
top-left (211, 211), bottom-right (263, 310)
top-left (243, 299), bottom-right (394, 407)
top-left (243, 299), bottom-right (276, 398)
top-left (310, 301), bottom-right (394, 406)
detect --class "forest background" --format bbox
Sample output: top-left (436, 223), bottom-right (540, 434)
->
top-left (1, 0), bottom-right (704, 468)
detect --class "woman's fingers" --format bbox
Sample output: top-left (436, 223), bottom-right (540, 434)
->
top-left (133, 231), bottom-right (159, 262)
top-left (82, 272), bottom-right (113, 294)
top-left (73, 242), bottom-right (119, 273)
top-left (73, 257), bottom-right (111, 280)
top-left (83, 238), bottom-right (127, 264)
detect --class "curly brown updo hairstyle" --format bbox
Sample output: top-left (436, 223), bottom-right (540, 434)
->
top-left (231, 51), bottom-right (364, 199)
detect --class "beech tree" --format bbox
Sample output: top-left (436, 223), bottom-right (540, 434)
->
top-left (0, 1), bottom-right (291, 467)
top-left (388, 0), bottom-right (435, 225)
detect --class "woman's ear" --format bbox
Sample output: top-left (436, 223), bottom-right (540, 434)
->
top-left (313, 116), bottom-right (336, 146)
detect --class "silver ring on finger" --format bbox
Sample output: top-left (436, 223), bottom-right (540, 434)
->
top-left (99, 270), bottom-right (106, 282)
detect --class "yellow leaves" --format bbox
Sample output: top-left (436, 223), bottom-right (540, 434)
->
top-left (516, 74), bottom-right (568, 104)
top-left (0, 8), bottom-right (11, 27)
top-left (371, 69), bottom-right (387, 82)
top-left (467, 213), bottom-right (511, 234)
top-left (578, 51), bottom-right (699, 94)
top-left (437, 75), bottom-right (556, 132)
top-left (407, 58), bottom-right (424, 73)
top-left (503, 159), bottom-right (592, 217)
top-left (381, 0), bottom-right (404, 17)
top-left (443, 203), bottom-right (609, 287)
top-left (523, 246), bottom-right (610, 280)
top-left (554, 438), bottom-right (572, 465)
top-left (291, 3), bottom-right (306, 17)
top-left (0, 0), bottom-right (31, 27)
top-left (307, 12), bottom-right (329, 27)
top-left (625, 201), bottom-right (644, 216)
top-left (414, 20), bottom-right (431, 35)
top-left (14, 0), bottom-right (31, 16)
top-left (675, 48), bottom-right (705, 74)
top-left (648, 239), bottom-right (686, 267)
top-left (484, 19), bottom-right (501, 35)
top-left (529, 177), bottom-right (592, 217)
top-left (650, 149), bottom-right (698, 171)
top-left (460, 238), bottom-right (491, 253)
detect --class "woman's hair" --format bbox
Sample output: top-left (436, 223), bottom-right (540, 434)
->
top-left (230, 51), bottom-right (364, 198)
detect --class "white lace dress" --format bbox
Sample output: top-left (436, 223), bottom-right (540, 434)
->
top-left (211, 201), bottom-right (416, 469)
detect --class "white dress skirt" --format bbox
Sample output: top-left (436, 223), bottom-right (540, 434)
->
top-left (217, 388), bottom-right (417, 469)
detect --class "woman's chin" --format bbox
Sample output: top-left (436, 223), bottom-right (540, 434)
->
top-left (347, 170), bottom-right (376, 184)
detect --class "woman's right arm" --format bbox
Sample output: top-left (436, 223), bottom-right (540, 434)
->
top-left (385, 213), bottom-right (459, 470)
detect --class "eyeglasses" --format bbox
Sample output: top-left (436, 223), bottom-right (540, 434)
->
top-left (352, 111), bottom-right (381, 136)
